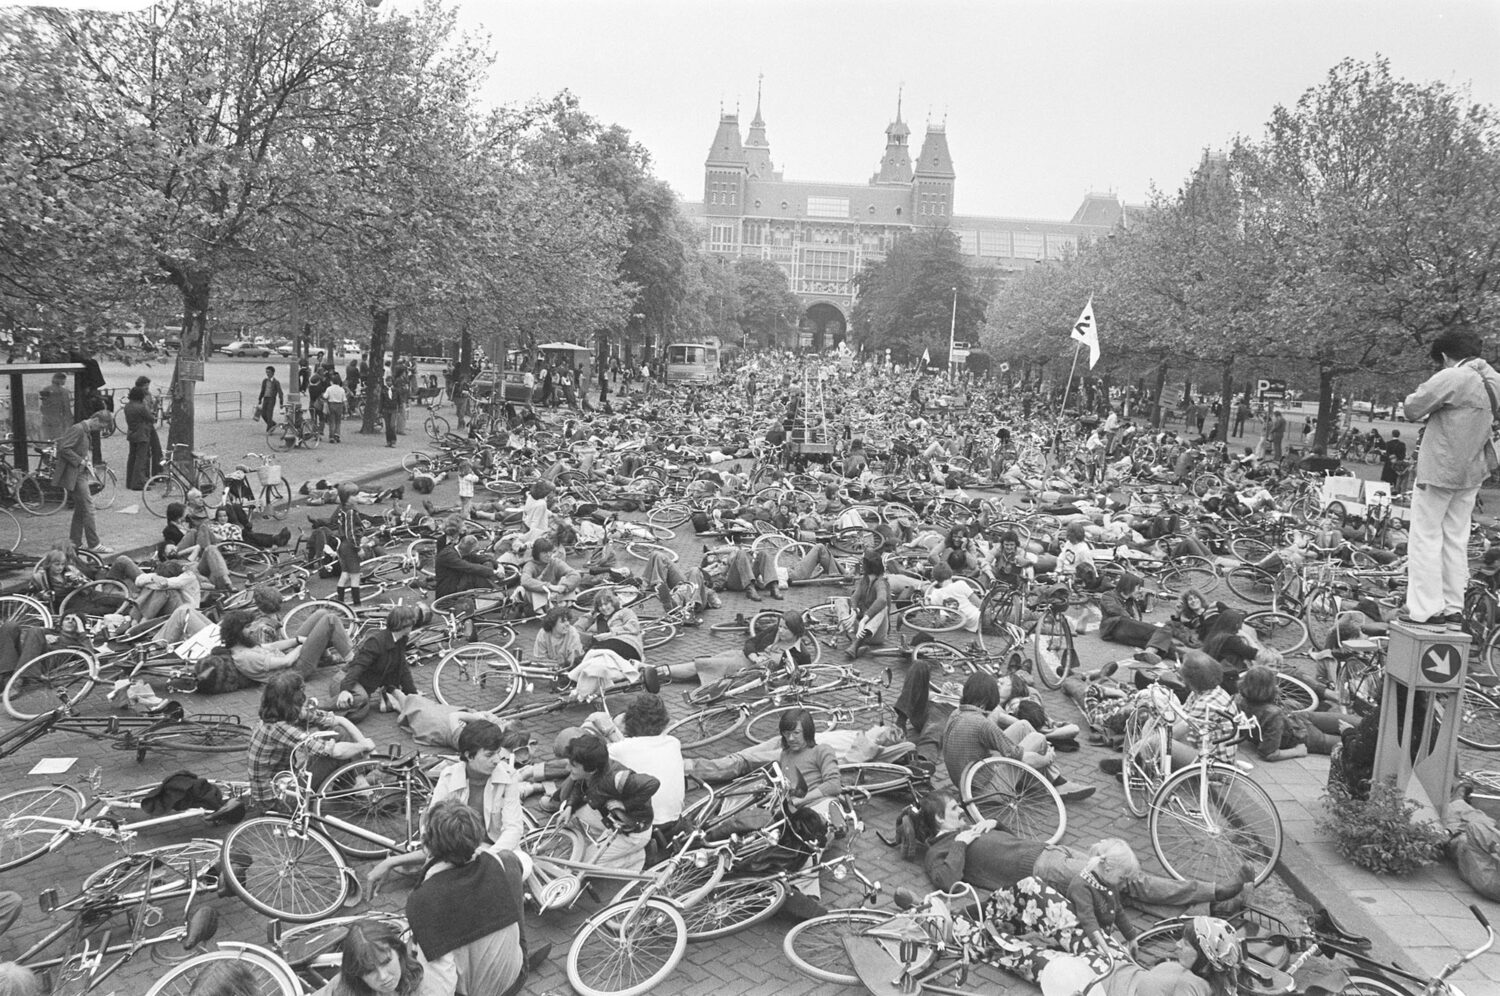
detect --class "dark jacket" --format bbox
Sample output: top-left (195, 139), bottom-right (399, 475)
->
top-left (123, 400), bottom-right (156, 444)
top-left (434, 545), bottom-right (499, 599)
top-left (340, 630), bottom-right (416, 695)
top-left (50, 420), bottom-right (93, 491)
top-left (564, 760), bottom-right (659, 833)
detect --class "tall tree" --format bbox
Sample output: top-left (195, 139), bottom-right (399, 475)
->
top-left (851, 228), bottom-right (990, 364)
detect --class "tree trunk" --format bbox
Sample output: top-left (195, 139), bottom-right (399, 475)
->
top-left (360, 309), bottom-right (389, 434)
top-left (1314, 360), bottom-right (1337, 450)
top-left (166, 270), bottom-right (211, 469)
top-left (1151, 360), bottom-right (1169, 429)
top-left (1218, 360), bottom-right (1235, 444)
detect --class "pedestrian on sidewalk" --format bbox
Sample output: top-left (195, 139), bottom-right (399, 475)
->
top-left (381, 378), bottom-right (398, 447)
top-left (322, 374), bottom-right (346, 443)
top-left (52, 410), bottom-right (113, 554)
top-left (257, 366), bottom-right (283, 429)
top-left (123, 386), bottom-right (157, 490)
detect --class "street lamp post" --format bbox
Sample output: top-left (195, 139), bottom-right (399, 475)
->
top-left (946, 286), bottom-right (958, 382)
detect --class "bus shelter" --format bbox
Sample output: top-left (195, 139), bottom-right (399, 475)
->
top-left (5, 362), bottom-right (90, 471)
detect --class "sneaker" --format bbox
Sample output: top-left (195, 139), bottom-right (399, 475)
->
top-left (86, 544), bottom-right (116, 555)
top-left (1054, 781), bottom-right (1097, 803)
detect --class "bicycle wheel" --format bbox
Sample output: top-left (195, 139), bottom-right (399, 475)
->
top-left (190, 464), bottom-right (227, 506)
top-left (1225, 564), bottom-right (1277, 605)
top-left (0, 593), bottom-right (50, 628)
top-left (783, 909), bottom-right (897, 985)
top-left (1156, 556), bottom-right (1219, 597)
top-left (567, 897), bottom-right (687, 996)
top-left (647, 502), bottom-right (692, 527)
top-left (1243, 610), bottom-right (1309, 655)
top-left (140, 719), bottom-right (253, 754)
top-left (144, 944), bottom-right (302, 996)
top-left (221, 817), bottom-right (351, 922)
top-left (142, 474), bottom-right (187, 516)
top-left (1228, 536), bottom-right (1273, 563)
top-left (960, 756), bottom-right (1066, 844)
top-left (1149, 765), bottom-right (1282, 885)
top-left (91, 465), bottom-right (119, 510)
top-left (840, 762), bottom-right (916, 798)
top-left (1304, 590), bottom-right (1340, 651)
top-left (1273, 672), bottom-right (1319, 714)
top-left (1482, 627), bottom-right (1500, 683)
top-left (0, 784), bottom-right (83, 872)
top-left (898, 603), bottom-right (966, 634)
top-left (430, 643), bottom-right (523, 713)
top-left (265, 424), bottom-right (296, 453)
top-left (976, 587), bottom-right (1022, 652)
top-left (0, 506), bottom-right (21, 552)
top-left (424, 413), bottom-right (450, 440)
top-left (683, 878), bottom-right (787, 941)
top-left (81, 840), bottom-right (222, 901)
top-left (640, 620), bottom-right (677, 650)
top-left (312, 757), bottom-right (432, 860)
top-left (401, 451), bottom-right (433, 474)
top-left (1458, 686), bottom-right (1500, 751)
top-left (17, 473), bottom-right (65, 515)
top-left (744, 704), bottom-right (839, 745)
top-left (1122, 709), bottom-right (1170, 819)
top-left (1025, 610), bottom-right (1077, 690)
top-left (626, 541), bottom-right (677, 563)
top-left (260, 480), bottom-right (292, 519)
top-left (279, 599), bottom-right (357, 641)
top-left (663, 705), bottom-right (745, 752)
top-left (1337, 973), bottom-right (1418, 996)
top-left (4, 647), bottom-right (96, 720)
top-left (217, 541), bottom-right (276, 579)
top-left (58, 578), bottom-right (130, 618)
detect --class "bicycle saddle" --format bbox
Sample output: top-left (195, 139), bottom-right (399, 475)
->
top-left (205, 796), bottom-right (249, 826)
top-left (1308, 906), bottom-right (1372, 950)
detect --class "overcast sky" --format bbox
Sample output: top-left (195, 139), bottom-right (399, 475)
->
top-left (450, 0), bottom-right (1500, 220)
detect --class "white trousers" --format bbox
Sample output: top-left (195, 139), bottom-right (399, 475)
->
top-left (1406, 482), bottom-right (1478, 620)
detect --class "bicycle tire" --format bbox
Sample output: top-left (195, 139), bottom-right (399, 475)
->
top-left (1304, 591), bottom-right (1341, 651)
top-left (221, 817), bottom-right (351, 922)
top-left (0, 784), bottom-right (84, 872)
top-left (17, 473), bottom-right (65, 515)
top-left (1127, 917), bottom-right (1191, 968)
top-left (82, 839), bottom-right (223, 896)
top-left (1458, 686), bottom-right (1500, 751)
top-left (664, 705), bottom-right (745, 752)
top-left (279, 599), bottom-right (357, 641)
top-left (260, 480), bottom-right (292, 518)
top-left (647, 502), bottom-right (692, 527)
top-left (1156, 556), bottom-right (1219, 597)
top-left (140, 719), bottom-right (253, 754)
top-left (1026, 609), bottom-right (1077, 690)
top-left (424, 414), bottom-right (450, 441)
top-left (1228, 536), bottom-right (1273, 563)
top-left (626, 541), bottom-right (677, 563)
top-left (898, 603), bottom-right (967, 634)
top-left (431, 643), bottom-right (523, 713)
top-left (1483, 627), bottom-right (1500, 683)
top-left (217, 541), bottom-right (276, 579)
top-left (401, 451), bottom-right (433, 474)
top-left (58, 578), bottom-right (131, 619)
top-left (640, 620), bottom-right (676, 650)
top-left (0, 506), bottom-right (21, 552)
top-left (1149, 765), bottom-right (1282, 886)
top-left (743, 704), bottom-right (840, 745)
top-left (683, 878), bottom-right (788, 941)
top-left (195, 465), bottom-right (228, 506)
top-left (92, 465), bottom-right (119, 510)
top-left (1225, 564), bottom-right (1277, 605)
top-left (1273, 672), bottom-right (1319, 714)
top-left (4, 647), bottom-right (96, 720)
top-left (567, 897), bottom-right (687, 996)
top-left (143, 944), bottom-right (302, 996)
top-left (265, 424), bottom-right (296, 453)
top-left (976, 586), bottom-right (1023, 653)
top-left (1122, 709), bottom-right (1170, 819)
top-left (312, 757), bottom-right (432, 860)
top-left (142, 474), bottom-right (187, 516)
top-left (840, 761), bottom-right (916, 798)
top-left (960, 755), bottom-right (1066, 844)
top-left (1337, 973), bottom-right (1418, 996)
top-left (0, 593), bottom-right (50, 629)
top-left (782, 909), bottom-right (897, 985)
top-left (1243, 610), bottom-right (1310, 655)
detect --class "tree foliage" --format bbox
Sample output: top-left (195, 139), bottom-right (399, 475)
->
top-left (851, 228), bottom-right (993, 364)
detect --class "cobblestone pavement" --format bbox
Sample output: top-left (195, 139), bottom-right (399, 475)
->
top-left (1, 442), bottom-right (1495, 994)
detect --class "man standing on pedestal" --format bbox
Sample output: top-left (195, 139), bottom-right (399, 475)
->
top-left (1401, 329), bottom-right (1500, 626)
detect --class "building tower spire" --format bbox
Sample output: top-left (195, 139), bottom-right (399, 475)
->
top-left (744, 73), bottom-right (774, 178)
top-left (872, 85), bottom-right (912, 185)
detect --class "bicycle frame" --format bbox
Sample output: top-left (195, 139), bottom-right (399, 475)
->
top-left (0, 701), bottom-right (239, 762)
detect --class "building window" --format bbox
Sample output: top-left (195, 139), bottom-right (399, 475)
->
top-left (958, 230), bottom-right (978, 255)
top-left (806, 196), bottom-right (850, 219)
top-left (799, 248), bottom-right (851, 294)
top-left (1013, 232), bottom-right (1044, 260)
top-left (978, 231), bottom-right (1010, 257)
top-left (709, 224), bottom-right (735, 252)
top-left (1045, 234), bottom-right (1077, 258)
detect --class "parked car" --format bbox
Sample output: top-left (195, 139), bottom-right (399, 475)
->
top-left (274, 341), bottom-right (326, 360)
top-left (341, 339), bottom-right (362, 356)
top-left (221, 340), bottom-right (272, 358)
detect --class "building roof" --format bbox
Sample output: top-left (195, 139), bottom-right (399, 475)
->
top-left (914, 125), bottom-right (955, 178)
top-left (706, 113), bottom-right (745, 167)
top-left (1069, 192), bottom-right (1127, 227)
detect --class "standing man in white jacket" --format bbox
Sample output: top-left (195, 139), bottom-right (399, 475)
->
top-left (1401, 329), bottom-right (1500, 626)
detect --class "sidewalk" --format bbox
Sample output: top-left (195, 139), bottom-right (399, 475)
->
top-left (1250, 754), bottom-right (1500, 989)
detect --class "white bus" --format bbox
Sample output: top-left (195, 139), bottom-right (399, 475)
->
top-left (665, 342), bottom-right (719, 384)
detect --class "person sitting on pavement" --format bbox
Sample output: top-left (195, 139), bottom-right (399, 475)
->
top-left (247, 671), bottom-right (375, 808)
top-left (1297, 443), bottom-right (1344, 476)
top-left (921, 563), bottom-right (983, 632)
top-left (562, 589), bottom-right (644, 701)
top-left (580, 693), bottom-right (686, 839)
top-left (304, 917), bottom-right (425, 996)
top-left (330, 604), bottom-right (423, 722)
top-left (531, 605), bottom-right (584, 669)
top-left (1098, 573), bottom-right (1176, 657)
top-left (641, 547), bottom-right (720, 614)
top-left (557, 733), bottom-right (659, 872)
top-left (404, 800), bottom-right (541, 996)
top-left (846, 550), bottom-right (892, 660)
top-left (1235, 664), bottom-right (1359, 761)
top-left (516, 537), bottom-right (581, 614)
top-left (165, 495), bottom-right (237, 592)
top-left (367, 720), bottom-right (530, 892)
top-left (435, 532), bottom-right (501, 600)
top-left (941, 671), bottom-right (1095, 803)
top-left (685, 722), bottom-right (907, 782)
top-left (647, 609), bottom-right (807, 698)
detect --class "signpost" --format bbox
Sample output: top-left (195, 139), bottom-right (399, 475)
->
top-left (1374, 622), bottom-right (1471, 819)
top-left (1256, 378), bottom-right (1287, 401)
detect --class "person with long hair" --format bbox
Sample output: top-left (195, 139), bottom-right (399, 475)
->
top-left (648, 609), bottom-right (808, 695)
top-left (1006, 914), bottom-right (1243, 996)
top-left (246, 671), bottom-right (373, 807)
top-left (847, 550), bottom-right (891, 659)
top-left (217, 606), bottom-right (352, 684)
top-left (306, 919), bottom-right (424, 996)
top-left (1236, 664), bottom-right (1359, 761)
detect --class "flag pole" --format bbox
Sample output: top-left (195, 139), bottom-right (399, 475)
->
top-left (946, 286), bottom-right (958, 382)
top-left (1058, 339), bottom-right (1083, 415)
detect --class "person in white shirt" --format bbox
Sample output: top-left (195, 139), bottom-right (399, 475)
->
top-left (365, 719), bottom-right (529, 893)
top-left (457, 459), bottom-right (478, 517)
top-left (322, 377), bottom-right (347, 443)
top-left (923, 563), bottom-right (982, 632)
top-left (583, 694), bottom-right (685, 831)
top-left (521, 481), bottom-right (552, 540)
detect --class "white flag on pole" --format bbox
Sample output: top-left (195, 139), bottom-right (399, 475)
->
top-left (1070, 296), bottom-right (1100, 369)
top-left (921, 347), bottom-right (931, 366)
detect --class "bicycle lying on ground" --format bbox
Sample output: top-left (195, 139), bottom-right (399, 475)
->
top-left (0, 698), bottom-right (248, 764)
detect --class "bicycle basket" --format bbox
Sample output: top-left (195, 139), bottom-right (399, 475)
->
top-left (256, 464), bottom-right (283, 487)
